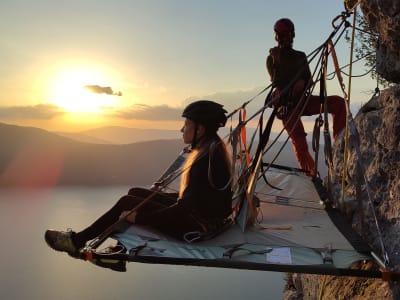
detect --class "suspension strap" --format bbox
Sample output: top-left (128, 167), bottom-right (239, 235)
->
top-left (228, 107), bottom-right (253, 214)
top-left (326, 38), bottom-right (349, 208)
top-left (327, 40), bottom-right (348, 100)
top-left (321, 44), bottom-right (333, 170)
top-left (312, 115), bottom-right (323, 178)
top-left (236, 108), bottom-right (276, 231)
top-left (240, 108), bottom-right (251, 166)
top-left (340, 7), bottom-right (357, 210)
top-left (258, 89), bottom-right (282, 190)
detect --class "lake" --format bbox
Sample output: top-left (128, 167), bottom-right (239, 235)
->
top-left (0, 187), bottom-right (285, 300)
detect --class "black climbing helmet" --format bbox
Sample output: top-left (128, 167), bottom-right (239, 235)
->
top-left (182, 100), bottom-right (227, 131)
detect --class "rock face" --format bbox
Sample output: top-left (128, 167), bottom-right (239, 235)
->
top-left (359, 0), bottom-right (400, 83)
top-left (283, 2), bottom-right (400, 299)
top-left (331, 86), bottom-right (400, 298)
top-left (284, 86), bottom-right (400, 299)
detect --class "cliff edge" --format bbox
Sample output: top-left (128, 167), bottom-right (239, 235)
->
top-left (284, 1), bottom-right (400, 298)
top-left (284, 86), bottom-right (400, 299)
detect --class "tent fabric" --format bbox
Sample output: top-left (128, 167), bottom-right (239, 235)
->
top-left (110, 167), bottom-right (376, 276)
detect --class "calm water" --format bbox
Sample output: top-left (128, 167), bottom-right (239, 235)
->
top-left (0, 187), bottom-right (285, 300)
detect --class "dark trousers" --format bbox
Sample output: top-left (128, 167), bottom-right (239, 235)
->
top-left (73, 187), bottom-right (203, 247)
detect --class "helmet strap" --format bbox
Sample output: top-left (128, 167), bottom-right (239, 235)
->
top-left (278, 40), bottom-right (293, 48)
top-left (276, 35), bottom-right (293, 48)
top-left (191, 123), bottom-right (198, 148)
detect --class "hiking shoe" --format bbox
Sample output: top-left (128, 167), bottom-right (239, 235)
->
top-left (44, 229), bottom-right (79, 257)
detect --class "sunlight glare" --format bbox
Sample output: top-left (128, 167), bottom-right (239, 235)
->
top-left (50, 68), bottom-right (118, 114)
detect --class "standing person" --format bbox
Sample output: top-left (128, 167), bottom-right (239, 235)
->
top-left (266, 18), bottom-right (346, 176)
top-left (45, 100), bottom-right (233, 257)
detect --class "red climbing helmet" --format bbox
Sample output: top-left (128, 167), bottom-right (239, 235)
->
top-left (274, 18), bottom-right (295, 43)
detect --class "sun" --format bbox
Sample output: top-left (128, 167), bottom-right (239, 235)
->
top-left (50, 67), bottom-right (119, 114)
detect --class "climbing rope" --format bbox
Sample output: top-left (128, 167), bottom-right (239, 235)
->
top-left (340, 6), bottom-right (357, 210)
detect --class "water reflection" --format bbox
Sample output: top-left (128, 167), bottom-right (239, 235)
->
top-left (0, 187), bottom-right (284, 300)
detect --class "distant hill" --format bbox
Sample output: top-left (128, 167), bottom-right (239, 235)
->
top-left (57, 126), bottom-right (181, 144)
top-left (0, 123), bottom-right (183, 187)
top-left (0, 122), bottom-right (327, 187)
top-left (55, 131), bottom-right (112, 144)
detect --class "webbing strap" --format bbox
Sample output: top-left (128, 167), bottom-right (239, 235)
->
top-left (327, 39), bottom-right (348, 100)
top-left (237, 107), bottom-right (276, 229)
top-left (312, 115), bottom-right (323, 177)
top-left (323, 43), bottom-right (333, 169)
top-left (240, 108), bottom-right (251, 166)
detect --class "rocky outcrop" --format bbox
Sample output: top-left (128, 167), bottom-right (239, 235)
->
top-left (332, 86), bottom-right (400, 263)
top-left (283, 2), bottom-right (400, 298)
top-left (359, 0), bottom-right (400, 83)
top-left (284, 86), bottom-right (400, 299)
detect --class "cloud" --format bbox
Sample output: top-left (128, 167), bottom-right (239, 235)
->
top-left (0, 104), bottom-right (65, 120)
top-left (0, 87), bottom-right (362, 126)
top-left (185, 86), bottom-right (367, 120)
top-left (111, 87), bottom-right (271, 122)
top-left (84, 85), bottom-right (122, 96)
top-left (183, 86), bottom-right (270, 113)
top-left (114, 104), bottom-right (182, 121)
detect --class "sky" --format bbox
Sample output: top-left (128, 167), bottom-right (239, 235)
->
top-left (0, 0), bottom-right (376, 132)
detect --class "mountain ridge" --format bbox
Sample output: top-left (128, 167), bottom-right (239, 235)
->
top-left (57, 125), bottom-right (181, 144)
top-left (0, 122), bottom-right (326, 187)
top-left (0, 122), bottom-right (184, 187)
